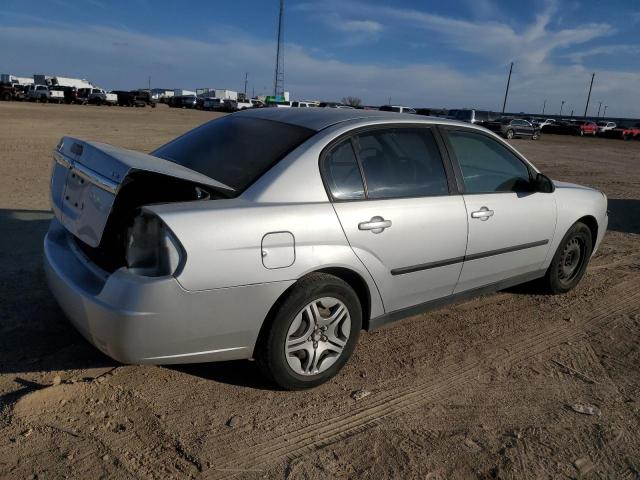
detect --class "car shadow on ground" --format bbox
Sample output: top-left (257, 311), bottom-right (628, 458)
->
top-left (169, 361), bottom-right (278, 390)
top-left (607, 198), bottom-right (640, 235)
top-left (0, 209), bottom-right (116, 381)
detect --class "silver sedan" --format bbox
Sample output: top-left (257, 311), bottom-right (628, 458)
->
top-left (44, 109), bottom-right (608, 389)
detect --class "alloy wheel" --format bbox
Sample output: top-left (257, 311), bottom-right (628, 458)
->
top-left (285, 297), bottom-right (351, 376)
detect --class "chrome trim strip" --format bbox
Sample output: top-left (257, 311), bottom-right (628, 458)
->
top-left (52, 149), bottom-right (119, 194)
top-left (142, 346), bottom-right (247, 360)
top-left (391, 239), bottom-right (549, 276)
top-left (72, 161), bottom-right (119, 194)
top-left (53, 150), bottom-right (72, 169)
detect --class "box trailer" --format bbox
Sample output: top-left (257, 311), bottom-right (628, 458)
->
top-left (214, 89), bottom-right (238, 101)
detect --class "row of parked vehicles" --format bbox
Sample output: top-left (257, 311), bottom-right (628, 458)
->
top-left (0, 82), bottom-right (157, 107)
top-left (441, 108), bottom-right (640, 141)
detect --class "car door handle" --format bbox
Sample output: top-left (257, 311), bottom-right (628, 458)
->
top-left (471, 206), bottom-right (494, 221)
top-left (358, 216), bottom-right (392, 233)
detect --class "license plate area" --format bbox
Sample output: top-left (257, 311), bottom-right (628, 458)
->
top-left (61, 169), bottom-right (116, 247)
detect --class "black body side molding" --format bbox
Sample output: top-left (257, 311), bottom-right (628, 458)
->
top-left (368, 269), bottom-right (546, 331)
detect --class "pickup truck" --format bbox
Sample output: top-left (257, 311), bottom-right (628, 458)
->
top-left (26, 85), bottom-right (65, 103)
top-left (89, 90), bottom-right (117, 106)
top-left (0, 82), bottom-right (20, 101)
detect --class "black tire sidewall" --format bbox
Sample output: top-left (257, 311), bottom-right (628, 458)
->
top-left (546, 223), bottom-right (593, 294)
top-left (257, 274), bottom-right (362, 390)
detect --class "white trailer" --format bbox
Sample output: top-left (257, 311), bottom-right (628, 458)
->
top-left (174, 89), bottom-right (196, 97)
top-left (1, 74), bottom-right (34, 85)
top-left (50, 77), bottom-right (94, 89)
top-left (214, 89), bottom-right (238, 101)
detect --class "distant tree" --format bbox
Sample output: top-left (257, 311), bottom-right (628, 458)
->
top-left (342, 96), bottom-right (362, 107)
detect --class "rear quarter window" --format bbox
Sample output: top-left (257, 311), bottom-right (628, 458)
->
top-left (153, 116), bottom-right (315, 195)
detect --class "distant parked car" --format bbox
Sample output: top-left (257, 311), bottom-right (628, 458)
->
top-left (569, 120), bottom-right (598, 136)
top-left (379, 105), bottom-right (416, 114)
top-left (599, 124), bottom-right (640, 141)
top-left (448, 109), bottom-right (499, 124)
top-left (130, 90), bottom-right (157, 108)
top-left (0, 82), bottom-right (20, 101)
top-left (291, 101), bottom-right (317, 108)
top-left (202, 97), bottom-right (224, 111)
top-left (596, 121), bottom-right (616, 133)
top-left (112, 90), bottom-right (145, 107)
top-left (534, 118), bottom-right (556, 129)
top-left (543, 120), bottom-right (597, 136)
top-left (27, 84), bottom-right (64, 103)
top-left (87, 89), bottom-right (118, 106)
top-left (482, 118), bottom-right (541, 140)
top-left (169, 95), bottom-right (197, 109)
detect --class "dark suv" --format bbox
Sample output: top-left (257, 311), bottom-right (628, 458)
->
top-left (482, 118), bottom-right (541, 140)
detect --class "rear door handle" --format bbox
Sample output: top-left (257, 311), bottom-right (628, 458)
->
top-left (471, 206), bottom-right (494, 221)
top-left (358, 216), bottom-right (392, 234)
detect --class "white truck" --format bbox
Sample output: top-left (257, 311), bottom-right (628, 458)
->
top-left (26, 84), bottom-right (65, 103)
top-left (78, 88), bottom-right (118, 106)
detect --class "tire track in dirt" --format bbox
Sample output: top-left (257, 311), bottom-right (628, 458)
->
top-left (206, 278), bottom-right (640, 478)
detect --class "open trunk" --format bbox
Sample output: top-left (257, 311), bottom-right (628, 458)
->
top-left (50, 137), bottom-right (232, 272)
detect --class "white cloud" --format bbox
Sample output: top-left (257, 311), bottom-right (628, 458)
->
top-left (0, 8), bottom-right (638, 117)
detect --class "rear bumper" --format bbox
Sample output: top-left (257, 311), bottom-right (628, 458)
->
top-left (44, 219), bottom-right (293, 365)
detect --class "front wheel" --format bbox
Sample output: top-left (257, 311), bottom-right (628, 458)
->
top-left (256, 273), bottom-right (362, 390)
top-left (543, 222), bottom-right (593, 294)
top-left (532, 131), bottom-right (541, 140)
top-left (506, 129), bottom-right (514, 139)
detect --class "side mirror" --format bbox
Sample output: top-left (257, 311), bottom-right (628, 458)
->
top-left (533, 172), bottom-right (555, 193)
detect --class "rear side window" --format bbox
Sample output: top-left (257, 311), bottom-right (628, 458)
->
top-left (153, 116), bottom-right (315, 194)
top-left (323, 141), bottom-right (365, 200)
top-left (353, 128), bottom-right (449, 199)
top-left (446, 130), bottom-right (531, 193)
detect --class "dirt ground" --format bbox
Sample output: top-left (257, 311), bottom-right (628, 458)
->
top-left (0, 102), bottom-right (639, 479)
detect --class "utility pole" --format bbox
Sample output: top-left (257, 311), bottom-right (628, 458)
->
top-left (560, 100), bottom-right (565, 116)
top-left (542, 99), bottom-right (546, 115)
top-left (596, 101), bottom-right (602, 119)
top-left (603, 105), bottom-right (608, 118)
top-left (570, 109), bottom-right (574, 118)
top-left (388, 96), bottom-right (391, 104)
top-left (502, 62), bottom-right (513, 114)
top-left (583, 72), bottom-right (595, 118)
top-left (148, 76), bottom-right (151, 91)
top-left (244, 72), bottom-right (248, 97)
top-left (273, 0), bottom-right (285, 97)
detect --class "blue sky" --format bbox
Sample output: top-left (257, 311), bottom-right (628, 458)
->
top-left (1, 0), bottom-right (639, 116)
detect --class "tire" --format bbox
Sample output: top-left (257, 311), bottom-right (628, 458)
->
top-left (256, 273), bottom-right (362, 390)
top-left (1, 92), bottom-right (11, 101)
top-left (506, 129), bottom-right (514, 139)
top-left (543, 222), bottom-right (593, 294)
top-left (578, 129), bottom-right (584, 136)
top-left (532, 131), bottom-right (541, 140)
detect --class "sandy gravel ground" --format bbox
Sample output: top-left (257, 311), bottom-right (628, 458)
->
top-left (0, 102), bottom-right (639, 479)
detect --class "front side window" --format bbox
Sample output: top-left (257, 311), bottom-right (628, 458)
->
top-left (353, 128), bottom-right (449, 199)
top-left (323, 140), bottom-right (365, 200)
top-left (446, 130), bottom-right (531, 193)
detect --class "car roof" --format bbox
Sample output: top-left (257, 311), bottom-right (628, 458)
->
top-left (235, 107), bottom-right (464, 131)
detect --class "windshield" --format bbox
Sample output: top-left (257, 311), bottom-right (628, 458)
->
top-left (152, 116), bottom-right (315, 195)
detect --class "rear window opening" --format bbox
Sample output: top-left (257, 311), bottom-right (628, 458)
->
top-left (152, 116), bottom-right (315, 195)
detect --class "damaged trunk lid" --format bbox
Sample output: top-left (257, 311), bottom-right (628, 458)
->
top-left (51, 136), bottom-right (234, 247)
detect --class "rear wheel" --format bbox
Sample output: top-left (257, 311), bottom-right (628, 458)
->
top-left (256, 273), bottom-right (362, 390)
top-left (506, 129), bottom-right (514, 139)
top-left (543, 222), bottom-right (592, 294)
